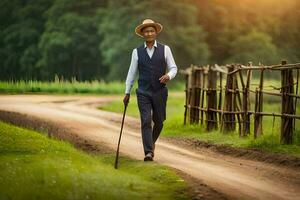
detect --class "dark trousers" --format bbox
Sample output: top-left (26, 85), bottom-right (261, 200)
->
top-left (136, 87), bottom-right (168, 155)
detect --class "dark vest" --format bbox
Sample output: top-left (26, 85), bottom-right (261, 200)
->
top-left (137, 42), bottom-right (167, 92)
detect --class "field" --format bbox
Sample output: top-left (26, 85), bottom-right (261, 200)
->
top-left (0, 121), bottom-right (188, 200)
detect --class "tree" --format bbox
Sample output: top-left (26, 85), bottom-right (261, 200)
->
top-left (225, 30), bottom-right (281, 65)
top-left (275, 0), bottom-right (300, 62)
top-left (0, 0), bottom-right (54, 80)
top-left (193, 0), bottom-right (296, 64)
top-left (38, 0), bottom-right (108, 80)
top-left (2, 0), bottom-right (298, 81)
top-left (97, 0), bottom-right (210, 80)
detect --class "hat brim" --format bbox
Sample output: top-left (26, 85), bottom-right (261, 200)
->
top-left (135, 22), bottom-right (163, 38)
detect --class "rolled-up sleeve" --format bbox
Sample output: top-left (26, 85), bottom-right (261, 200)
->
top-left (125, 49), bottom-right (138, 94)
top-left (165, 45), bottom-right (177, 80)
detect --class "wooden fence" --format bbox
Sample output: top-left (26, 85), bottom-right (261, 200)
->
top-left (182, 61), bottom-right (300, 144)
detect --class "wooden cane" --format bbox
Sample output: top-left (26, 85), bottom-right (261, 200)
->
top-left (114, 103), bottom-right (128, 169)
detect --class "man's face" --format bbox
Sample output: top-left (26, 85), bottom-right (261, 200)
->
top-left (142, 26), bottom-right (157, 42)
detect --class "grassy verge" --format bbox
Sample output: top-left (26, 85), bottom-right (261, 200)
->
top-left (0, 80), bottom-right (184, 94)
top-left (0, 80), bottom-right (127, 94)
top-left (99, 92), bottom-right (300, 157)
top-left (0, 121), bottom-right (188, 200)
top-left (0, 78), bottom-right (282, 95)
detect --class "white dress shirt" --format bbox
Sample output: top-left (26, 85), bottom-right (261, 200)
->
top-left (125, 40), bottom-right (178, 94)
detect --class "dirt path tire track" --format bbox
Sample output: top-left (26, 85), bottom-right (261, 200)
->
top-left (0, 95), bottom-right (299, 200)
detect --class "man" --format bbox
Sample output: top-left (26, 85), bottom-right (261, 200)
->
top-left (123, 19), bottom-right (177, 161)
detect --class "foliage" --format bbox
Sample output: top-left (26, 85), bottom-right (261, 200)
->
top-left (0, 0), bottom-right (299, 81)
top-left (38, 0), bottom-right (108, 81)
top-left (0, 121), bottom-right (188, 200)
top-left (97, 0), bottom-right (209, 80)
top-left (275, 0), bottom-right (300, 63)
top-left (225, 30), bottom-right (281, 65)
top-left (194, 0), bottom-right (300, 64)
top-left (0, 0), bottom-right (53, 80)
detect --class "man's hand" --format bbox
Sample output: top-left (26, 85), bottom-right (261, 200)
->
top-left (159, 74), bottom-right (170, 84)
top-left (123, 94), bottom-right (130, 106)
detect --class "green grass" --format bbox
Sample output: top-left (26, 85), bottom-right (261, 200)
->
top-left (99, 92), bottom-right (300, 157)
top-left (0, 121), bottom-right (188, 200)
top-left (0, 80), bottom-right (127, 94)
top-left (0, 79), bottom-right (184, 94)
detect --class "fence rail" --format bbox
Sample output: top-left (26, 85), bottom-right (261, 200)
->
top-left (182, 61), bottom-right (300, 144)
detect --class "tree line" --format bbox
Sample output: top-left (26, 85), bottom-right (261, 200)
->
top-left (0, 0), bottom-right (299, 81)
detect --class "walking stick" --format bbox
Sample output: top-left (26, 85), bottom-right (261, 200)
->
top-left (114, 103), bottom-right (128, 169)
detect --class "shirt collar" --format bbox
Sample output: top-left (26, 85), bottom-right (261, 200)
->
top-left (144, 40), bottom-right (157, 49)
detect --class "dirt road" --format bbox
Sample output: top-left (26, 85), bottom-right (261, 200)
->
top-left (0, 95), bottom-right (299, 200)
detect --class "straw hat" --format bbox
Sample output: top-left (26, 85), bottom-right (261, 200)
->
top-left (135, 19), bottom-right (163, 37)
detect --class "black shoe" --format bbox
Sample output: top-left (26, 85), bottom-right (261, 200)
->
top-left (153, 143), bottom-right (155, 157)
top-left (144, 152), bottom-right (153, 161)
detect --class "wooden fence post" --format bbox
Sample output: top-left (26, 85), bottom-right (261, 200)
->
top-left (235, 69), bottom-right (243, 136)
top-left (222, 65), bottom-right (236, 132)
top-left (218, 72), bottom-right (223, 125)
top-left (294, 69), bottom-right (299, 130)
top-left (281, 60), bottom-right (294, 144)
top-left (189, 65), bottom-right (196, 124)
top-left (254, 68), bottom-right (264, 138)
top-left (242, 62), bottom-right (252, 136)
top-left (206, 66), bottom-right (218, 131)
top-left (194, 68), bottom-right (201, 124)
top-left (184, 71), bottom-right (189, 125)
top-left (200, 67), bottom-right (207, 125)
top-left (187, 65), bottom-right (193, 124)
